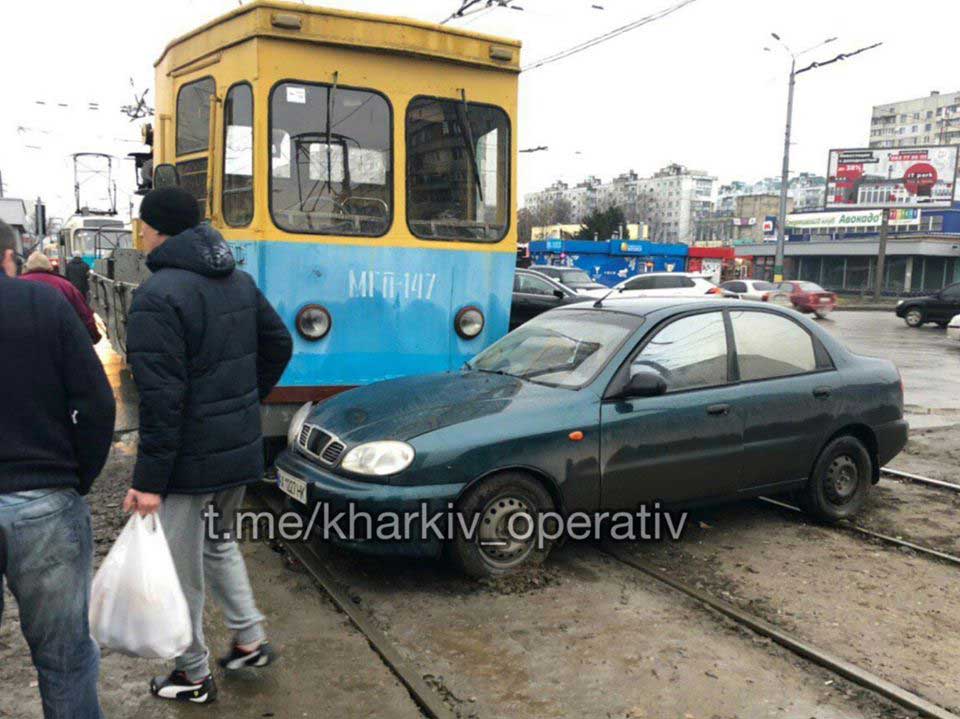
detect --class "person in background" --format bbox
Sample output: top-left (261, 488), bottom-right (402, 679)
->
top-left (65, 251), bottom-right (91, 300)
top-left (0, 219), bottom-right (116, 719)
top-left (20, 251), bottom-right (101, 343)
top-left (121, 188), bottom-right (292, 704)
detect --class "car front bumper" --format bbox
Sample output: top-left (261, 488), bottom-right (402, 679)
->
top-left (273, 448), bottom-right (466, 558)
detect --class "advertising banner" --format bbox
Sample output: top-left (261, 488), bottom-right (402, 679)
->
top-left (826, 146), bottom-right (958, 208)
top-left (786, 208), bottom-right (921, 230)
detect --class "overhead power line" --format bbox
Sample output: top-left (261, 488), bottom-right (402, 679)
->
top-left (522, 0), bottom-right (700, 72)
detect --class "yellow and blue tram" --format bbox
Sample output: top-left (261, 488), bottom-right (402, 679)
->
top-left (144, 1), bottom-right (520, 432)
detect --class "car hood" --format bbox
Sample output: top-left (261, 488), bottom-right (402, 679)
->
top-left (306, 371), bottom-right (566, 444)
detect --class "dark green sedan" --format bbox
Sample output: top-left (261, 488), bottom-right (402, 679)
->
top-left (275, 298), bottom-right (908, 577)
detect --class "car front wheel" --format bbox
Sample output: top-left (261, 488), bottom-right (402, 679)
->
top-left (449, 472), bottom-right (556, 578)
top-left (769, 292), bottom-right (793, 308)
top-left (799, 435), bottom-right (872, 522)
top-left (903, 308), bottom-right (924, 327)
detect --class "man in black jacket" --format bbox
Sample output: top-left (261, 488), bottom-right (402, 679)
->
top-left (121, 188), bottom-right (292, 704)
top-left (65, 252), bottom-right (91, 299)
top-left (0, 219), bottom-right (115, 719)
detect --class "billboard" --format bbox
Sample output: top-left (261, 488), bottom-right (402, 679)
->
top-left (826, 146), bottom-right (959, 208)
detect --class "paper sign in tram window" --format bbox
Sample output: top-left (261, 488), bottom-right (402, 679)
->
top-left (286, 86), bottom-right (306, 104)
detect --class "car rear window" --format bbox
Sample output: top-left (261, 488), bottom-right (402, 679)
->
top-left (562, 269), bottom-right (593, 284)
top-left (797, 282), bottom-right (826, 292)
top-left (753, 281), bottom-right (776, 290)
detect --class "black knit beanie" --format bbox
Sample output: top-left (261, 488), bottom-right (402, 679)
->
top-left (139, 187), bottom-right (200, 237)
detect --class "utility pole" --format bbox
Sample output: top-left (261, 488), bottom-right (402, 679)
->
top-left (0, 168), bottom-right (4, 198)
top-left (874, 208), bottom-right (889, 301)
top-left (767, 36), bottom-right (882, 283)
top-left (773, 57), bottom-right (796, 282)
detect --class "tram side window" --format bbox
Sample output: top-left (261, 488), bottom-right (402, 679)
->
top-left (406, 96), bottom-right (510, 243)
top-left (223, 84), bottom-right (254, 226)
top-left (270, 81), bottom-right (392, 237)
top-left (176, 77), bottom-right (216, 218)
top-left (176, 77), bottom-right (216, 155)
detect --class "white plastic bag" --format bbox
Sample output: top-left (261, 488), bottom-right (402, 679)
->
top-left (89, 513), bottom-right (192, 659)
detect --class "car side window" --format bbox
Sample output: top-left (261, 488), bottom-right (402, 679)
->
top-left (632, 312), bottom-right (729, 392)
top-left (727, 281), bottom-right (746, 293)
top-left (518, 274), bottom-right (554, 296)
top-left (941, 283), bottom-right (960, 299)
top-left (730, 311), bottom-right (817, 381)
top-left (624, 276), bottom-right (654, 291)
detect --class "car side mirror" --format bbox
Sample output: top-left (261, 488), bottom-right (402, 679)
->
top-left (553, 288), bottom-right (565, 299)
top-left (153, 163), bottom-right (180, 189)
top-left (622, 368), bottom-right (667, 398)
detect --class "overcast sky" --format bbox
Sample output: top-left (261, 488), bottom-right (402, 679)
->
top-left (1, 0), bottom-right (958, 224)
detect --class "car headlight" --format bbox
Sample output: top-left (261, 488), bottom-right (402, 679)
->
top-left (455, 306), bottom-right (484, 339)
top-left (287, 402), bottom-right (314, 448)
top-left (896, 300), bottom-right (904, 306)
top-left (296, 304), bottom-right (331, 341)
top-left (340, 441), bottom-right (415, 476)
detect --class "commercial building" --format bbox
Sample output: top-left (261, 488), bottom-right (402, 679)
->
top-left (529, 239), bottom-right (689, 287)
top-left (733, 207), bottom-right (960, 293)
top-left (531, 223), bottom-right (647, 241)
top-left (869, 90), bottom-right (960, 149)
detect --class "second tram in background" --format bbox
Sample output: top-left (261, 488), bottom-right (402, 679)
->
top-left (91, 1), bottom-right (521, 437)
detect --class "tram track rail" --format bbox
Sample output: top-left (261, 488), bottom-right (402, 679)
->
top-left (248, 487), bottom-right (457, 719)
top-left (881, 466), bottom-right (960, 492)
top-left (599, 544), bottom-right (960, 719)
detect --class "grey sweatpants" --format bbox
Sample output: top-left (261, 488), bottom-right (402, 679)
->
top-left (159, 486), bottom-right (265, 681)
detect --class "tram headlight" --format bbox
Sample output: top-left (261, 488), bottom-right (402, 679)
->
top-left (340, 441), bottom-right (415, 476)
top-left (455, 306), bottom-right (484, 340)
top-left (296, 304), bottom-right (332, 341)
top-left (287, 401), bottom-right (314, 448)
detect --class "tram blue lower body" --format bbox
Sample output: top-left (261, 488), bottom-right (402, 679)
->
top-left (228, 239), bottom-right (515, 389)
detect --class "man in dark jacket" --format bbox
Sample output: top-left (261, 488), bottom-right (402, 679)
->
top-left (121, 188), bottom-right (292, 704)
top-left (65, 252), bottom-right (91, 299)
top-left (0, 219), bottom-right (115, 719)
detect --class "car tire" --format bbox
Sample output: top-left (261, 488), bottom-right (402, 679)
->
top-left (936, 321), bottom-right (949, 328)
top-left (449, 472), bottom-right (556, 579)
top-left (814, 308), bottom-right (832, 320)
top-left (769, 292), bottom-right (793, 308)
top-left (799, 435), bottom-right (872, 523)
top-left (903, 308), bottom-right (924, 327)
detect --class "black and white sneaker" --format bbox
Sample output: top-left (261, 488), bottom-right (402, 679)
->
top-left (150, 671), bottom-right (217, 704)
top-left (218, 640), bottom-right (277, 670)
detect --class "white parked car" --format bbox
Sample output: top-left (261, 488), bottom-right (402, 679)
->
top-left (948, 314), bottom-right (960, 343)
top-left (581, 272), bottom-right (725, 299)
top-left (719, 279), bottom-right (778, 301)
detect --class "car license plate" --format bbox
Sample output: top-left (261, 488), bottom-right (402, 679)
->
top-left (278, 470), bottom-right (307, 504)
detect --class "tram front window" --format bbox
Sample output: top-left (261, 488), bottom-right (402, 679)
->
top-left (406, 96), bottom-right (510, 242)
top-left (270, 81), bottom-right (392, 237)
top-left (74, 229), bottom-right (132, 257)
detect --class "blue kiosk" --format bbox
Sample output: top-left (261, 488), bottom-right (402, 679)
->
top-left (528, 239), bottom-right (689, 287)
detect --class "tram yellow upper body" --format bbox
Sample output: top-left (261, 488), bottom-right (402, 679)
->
top-left (151, 1), bottom-right (521, 254)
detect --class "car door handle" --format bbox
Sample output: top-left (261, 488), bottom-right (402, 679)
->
top-left (813, 386), bottom-right (832, 399)
top-left (706, 404), bottom-right (730, 416)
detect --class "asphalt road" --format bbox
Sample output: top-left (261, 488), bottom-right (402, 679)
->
top-left (820, 310), bottom-right (960, 428)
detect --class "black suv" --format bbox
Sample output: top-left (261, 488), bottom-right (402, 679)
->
top-left (895, 282), bottom-right (960, 327)
top-left (510, 269), bottom-right (584, 330)
top-left (529, 265), bottom-right (606, 292)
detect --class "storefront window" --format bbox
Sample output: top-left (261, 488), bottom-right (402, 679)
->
top-left (921, 257), bottom-right (946, 291)
top-left (845, 257), bottom-right (871, 290)
top-left (883, 256), bottom-right (908, 293)
top-left (821, 257), bottom-right (845, 290)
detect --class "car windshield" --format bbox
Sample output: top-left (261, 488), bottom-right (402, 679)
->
top-left (797, 282), bottom-right (826, 292)
top-left (469, 309), bottom-right (639, 388)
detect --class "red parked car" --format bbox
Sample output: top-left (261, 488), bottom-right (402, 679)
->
top-left (769, 281), bottom-right (837, 318)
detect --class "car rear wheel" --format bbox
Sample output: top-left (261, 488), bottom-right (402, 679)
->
top-left (449, 472), bottom-right (556, 578)
top-left (904, 308), bottom-right (924, 327)
top-left (799, 435), bottom-right (872, 522)
top-left (814, 307), bottom-right (832, 319)
top-left (769, 292), bottom-right (793, 308)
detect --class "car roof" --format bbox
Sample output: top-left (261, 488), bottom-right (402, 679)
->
top-left (556, 296), bottom-right (773, 318)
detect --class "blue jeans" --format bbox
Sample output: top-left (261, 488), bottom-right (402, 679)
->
top-left (0, 488), bottom-right (103, 719)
